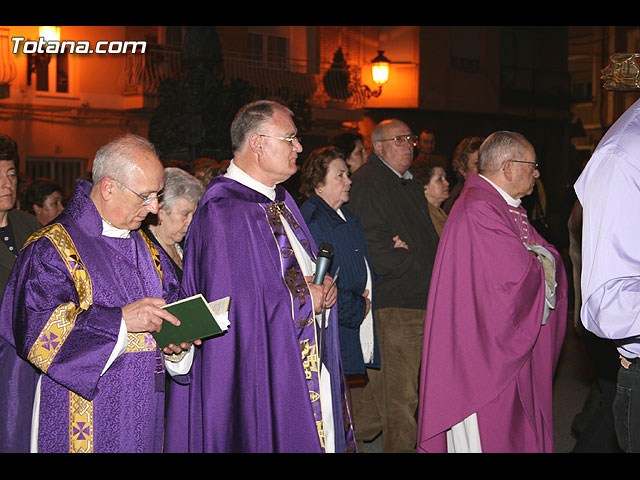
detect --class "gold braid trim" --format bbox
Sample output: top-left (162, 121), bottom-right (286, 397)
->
top-left (25, 224), bottom-right (92, 372)
top-left (127, 230), bottom-right (163, 352)
top-left (139, 230), bottom-right (163, 284)
top-left (69, 391), bottom-right (94, 453)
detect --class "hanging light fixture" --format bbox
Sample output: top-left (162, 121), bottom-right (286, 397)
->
top-left (362, 50), bottom-right (391, 98)
top-left (371, 50), bottom-right (390, 87)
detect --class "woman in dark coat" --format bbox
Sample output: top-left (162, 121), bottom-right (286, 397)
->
top-left (299, 146), bottom-right (380, 388)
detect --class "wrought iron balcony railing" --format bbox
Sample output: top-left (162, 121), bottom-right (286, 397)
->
top-left (119, 43), bottom-right (182, 96)
top-left (119, 44), bottom-right (372, 110)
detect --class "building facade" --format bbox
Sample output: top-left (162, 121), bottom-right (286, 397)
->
top-left (0, 25), bottom-right (574, 241)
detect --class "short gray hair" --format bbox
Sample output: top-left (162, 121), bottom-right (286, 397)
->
top-left (161, 167), bottom-right (204, 212)
top-left (230, 100), bottom-right (293, 153)
top-left (92, 134), bottom-right (159, 184)
top-left (478, 131), bottom-right (534, 174)
top-left (371, 118), bottom-right (407, 143)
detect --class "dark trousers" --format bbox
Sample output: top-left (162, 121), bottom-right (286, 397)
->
top-left (572, 330), bottom-right (622, 452)
top-left (613, 356), bottom-right (640, 453)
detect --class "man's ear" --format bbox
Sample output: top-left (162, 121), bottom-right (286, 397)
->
top-left (100, 176), bottom-right (116, 201)
top-left (372, 140), bottom-right (382, 157)
top-left (502, 159), bottom-right (513, 181)
top-left (248, 133), bottom-right (263, 155)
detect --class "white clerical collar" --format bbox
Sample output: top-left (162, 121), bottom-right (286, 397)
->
top-left (101, 219), bottom-right (131, 238)
top-left (479, 174), bottom-right (521, 207)
top-left (377, 155), bottom-right (413, 180)
top-left (225, 159), bottom-right (277, 201)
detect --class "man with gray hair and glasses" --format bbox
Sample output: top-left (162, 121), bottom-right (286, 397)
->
top-left (417, 130), bottom-right (567, 452)
top-left (165, 100), bottom-right (356, 453)
top-left (0, 134), bottom-right (196, 453)
top-left (347, 118), bottom-right (440, 452)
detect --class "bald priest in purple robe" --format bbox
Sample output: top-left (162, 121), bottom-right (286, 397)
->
top-left (417, 131), bottom-right (567, 453)
top-left (0, 135), bottom-right (195, 453)
top-left (164, 100), bottom-right (356, 453)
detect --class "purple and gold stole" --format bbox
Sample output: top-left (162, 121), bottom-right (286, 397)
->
top-left (260, 200), bottom-right (329, 450)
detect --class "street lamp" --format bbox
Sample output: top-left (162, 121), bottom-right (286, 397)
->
top-left (371, 50), bottom-right (390, 87)
top-left (364, 50), bottom-right (390, 98)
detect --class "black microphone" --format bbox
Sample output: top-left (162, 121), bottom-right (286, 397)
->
top-left (314, 242), bottom-right (333, 284)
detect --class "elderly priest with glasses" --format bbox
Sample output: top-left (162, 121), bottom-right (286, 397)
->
top-left (416, 131), bottom-right (567, 453)
top-left (0, 134), bottom-right (196, 453)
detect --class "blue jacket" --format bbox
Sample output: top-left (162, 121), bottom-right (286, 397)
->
top-left (300, 195), bottom-right (381, 374)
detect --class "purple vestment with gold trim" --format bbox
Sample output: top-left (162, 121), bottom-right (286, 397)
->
top-left (417, 174), bottom-right (567, 453)
top-left (0, 179), bottom-right (182, 452)
top-left (165, 176), bottom-right (355, 453)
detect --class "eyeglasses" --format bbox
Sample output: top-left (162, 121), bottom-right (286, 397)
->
top-left (258, 134), bottom-right (302, 146)
top-left (115, 179), bottom-right (164, 206)
top-left (378, 135), bottom-right (419, 147)
top-left (511, 159), bottom-right (539, 170)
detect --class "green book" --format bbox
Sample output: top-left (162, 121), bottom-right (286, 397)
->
top-left (152, 294), bottom-right (231, 348)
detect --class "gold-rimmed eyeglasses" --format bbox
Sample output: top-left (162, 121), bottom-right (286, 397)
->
top-left (115, 179), bottom-right (164, 206)
top-left (258, 134), bottom-right (302, 146)
top-left (378, 134), bottom-right (419, 147)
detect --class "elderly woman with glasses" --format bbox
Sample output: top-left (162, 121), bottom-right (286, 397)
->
top-left (143, 167), bottom-right (204, 280)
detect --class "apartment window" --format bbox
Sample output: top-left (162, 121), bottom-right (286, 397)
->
top-left (26, 157), bottom-right (87, 196)
top-left (248, 33), bottom-right (289, 69)
top-left (30, 52), bottom-right (69, 94)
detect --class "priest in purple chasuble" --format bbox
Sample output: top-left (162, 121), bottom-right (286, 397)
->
top-left (416, 131), bottom-right (567, 453)
top-left (165, 100), bottom-right (356, 453)
top-left (0, 135), bottom-right (195, 453)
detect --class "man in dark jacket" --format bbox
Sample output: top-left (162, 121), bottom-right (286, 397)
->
top-left (347, 118), bottom-right (439, 452)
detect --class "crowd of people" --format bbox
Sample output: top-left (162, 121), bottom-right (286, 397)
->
top-left (0, 96), bottom-right (634, 453)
